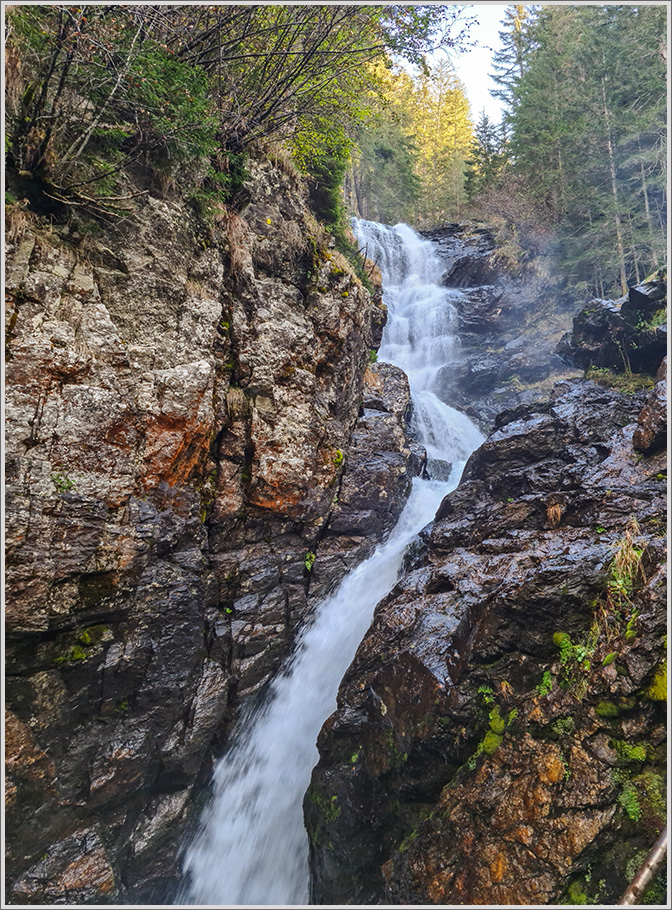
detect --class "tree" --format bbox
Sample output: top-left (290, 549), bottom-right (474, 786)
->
top-left (5, 4), bottom-right (473, 220)
top-left (465, 111), bottom-right (509, 199)
top-left (488, 3), bottom-right (667, 299)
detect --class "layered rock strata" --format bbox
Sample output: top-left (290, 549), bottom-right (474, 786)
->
top-left (4, 159), bottom-right (416, 902)
top-left (306, 376), bottom-right (667, 905)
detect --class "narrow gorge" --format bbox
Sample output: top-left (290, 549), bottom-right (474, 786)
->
top-left (3, 6), bottom-right (667, 904)
top-left (6, 152), bottom-right (666, 905)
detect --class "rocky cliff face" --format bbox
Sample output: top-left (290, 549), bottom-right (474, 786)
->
top-left (4, 159), bottom-right (418, 902)
top-left (306, 286), bottom-right (667, 903)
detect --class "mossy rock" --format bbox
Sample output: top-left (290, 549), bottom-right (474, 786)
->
top-left (645, 658), bottom-right (667, 701)
top-left (482, 730), bottom-right (503, 755)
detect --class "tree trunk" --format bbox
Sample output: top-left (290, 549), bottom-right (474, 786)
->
top-left (601, 74), bottom-right (628, 295)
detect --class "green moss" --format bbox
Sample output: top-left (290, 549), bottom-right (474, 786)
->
top-left (551, 716), bottom-right (576, 738)
top-left (55, 644), bottom-right (87, 664)
top-left (333, 449), bottom-right (344, 466)
top-left (566, 880), bottom-right (589, 904)
top-left (645, 658), bottom-right (667, 701)
top-left (637, 770), bottom-right (667, 822)
top-left (553, 631), bottom-right (571, 648)
top-left (613, 740), bottom-right (647, 763)
top-left (304, 550), bottom-right (316, 572)
top-left (482, 730), bottom-right (503, 755)
top-left (488, 705), bottom-right (506, 735)
top-left (602, 652), bottom-right (617, 666)
top-left (398, 828), bottom-right (419, 853)
top-left (325, 795), bottom-right (341, 822)
top-left (595, 700), bottom-right (620, 717)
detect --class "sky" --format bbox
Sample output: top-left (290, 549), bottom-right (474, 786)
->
top-left (446, 3), bottom-right (510, 125)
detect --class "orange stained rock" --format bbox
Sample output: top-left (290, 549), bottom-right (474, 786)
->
top-left (143, 415), bottom-right (211, 489)
top-left (58, 850), bottom-right (116, 894)
top-left (490, 852), bottom-right (507, 883)
top-left (428, 870), bottom-right (454, 903)
top-left (511, 825), bottom-right (534, 845)
top-left (363, 366), bottom-right (384, 393)
top-left (5, 708), bottom-right (56, 787)
top-left (538, 752), bottom-right (565, 784)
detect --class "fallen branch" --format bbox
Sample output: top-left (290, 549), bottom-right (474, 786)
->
top-left (618, 824), bottom-right (667, 905)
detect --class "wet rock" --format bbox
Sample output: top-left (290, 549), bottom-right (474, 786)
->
top-left (307, 378), bottom-right (667, 905)
top-left (419, 222), bottom-right (581, 431)
top-left (308, 361), bottom-right (424, 601)
top-left (10, 827), bottom-right (117, 904)
top-left (558, 269), bottom-right (667, 375)
top-left (633, 357), bottom-right (667, 455)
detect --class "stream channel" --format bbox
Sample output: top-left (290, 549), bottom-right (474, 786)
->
top-left (178, 219), bottom-right (485, 905)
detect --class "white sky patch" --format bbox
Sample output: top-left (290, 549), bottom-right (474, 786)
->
top-left (440, 3), bottom-right (510, 125)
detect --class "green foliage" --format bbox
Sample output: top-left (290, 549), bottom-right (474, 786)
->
top-left (535, 670), bottom-right (553, 697)
top-left (6, 4), bottom-right (472, 222)
top-left (586, 367), bottom-right (655, 396)
top-left (484, 4), bottom-right (667, 298)
top-left (465, 112), bottom-right (509, 200)
top-left (304, 551), bottom-right (316, 572)
top-left (369, 350), bottom-right (378, 363)
top-left (551, 716), bottom-right (576, 738)
top-left (477, 684), bottom-right (495, 705)
top-left (51, 472), bottom-right (76, 493)
top-left (612, 769), bottom-right (642, 822)
top-left (333, 450), bottom-right (344, 467)
top-left (596, 700), bottom-right (620, 718)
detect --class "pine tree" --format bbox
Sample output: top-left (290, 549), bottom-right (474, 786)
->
top-left (465, 112), bottom-right (509, 199)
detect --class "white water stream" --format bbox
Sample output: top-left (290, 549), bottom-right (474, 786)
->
top-left (179, 220), bottom-right (484, 906)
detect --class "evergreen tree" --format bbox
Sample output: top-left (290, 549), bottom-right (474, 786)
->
top-left (490, 3), bottom-right (667, 299)
top-left (409, 59), bottom-right (473, 223)
top-left (490, 5), bottom-right (539, 113)
top-left (465, 111), bottom-right (509, 199)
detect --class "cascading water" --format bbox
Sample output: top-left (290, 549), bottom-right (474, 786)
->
top-left (178, 220), bottom-right (484, 906)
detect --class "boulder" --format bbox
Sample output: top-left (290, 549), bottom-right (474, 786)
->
top-left (558, 269), bottom-right (667, 375)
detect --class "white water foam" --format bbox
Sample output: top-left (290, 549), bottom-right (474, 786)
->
top-left (179, 219), bottom-right (484, 905)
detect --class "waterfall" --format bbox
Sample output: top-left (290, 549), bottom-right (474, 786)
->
top-left (178, 220), bottom-right (484, 906)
